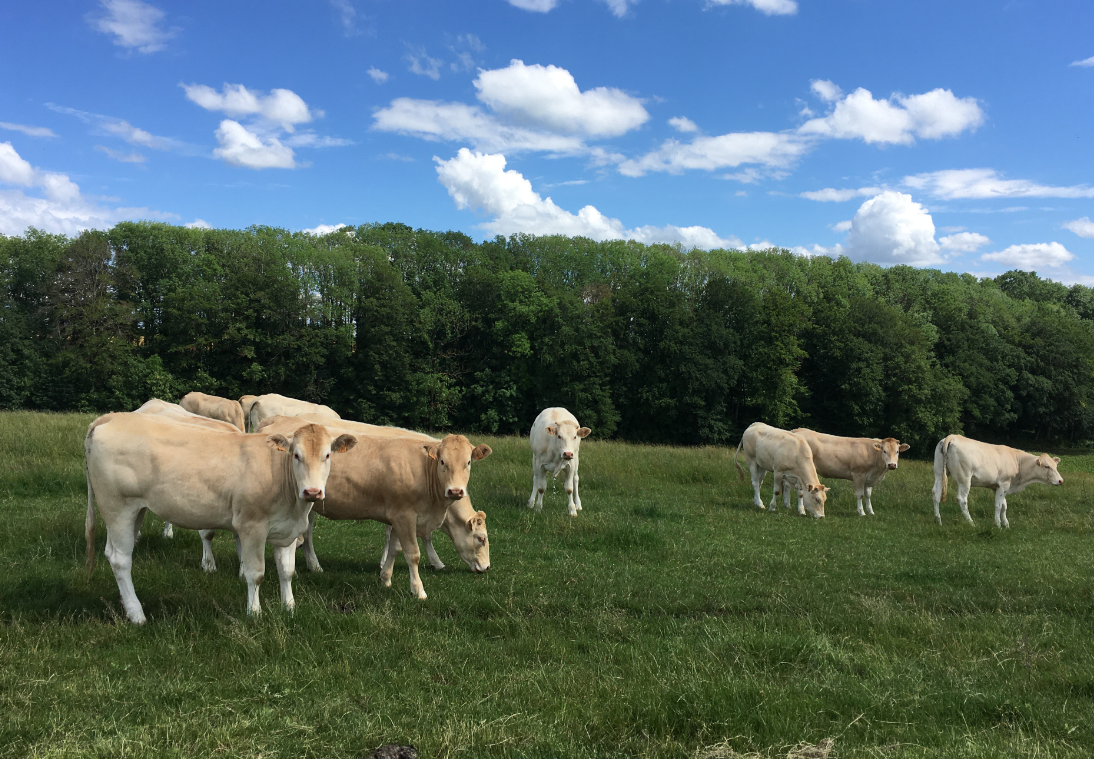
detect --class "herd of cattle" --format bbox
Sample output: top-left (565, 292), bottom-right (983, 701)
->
top-left (81, 392), bottom-right (1065, 625)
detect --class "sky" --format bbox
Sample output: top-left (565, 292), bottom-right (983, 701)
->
top-left (1, 0), bottom-right (1092, 282)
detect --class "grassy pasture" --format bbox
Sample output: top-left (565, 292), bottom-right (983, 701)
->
top-left (2, 411), bottom-right (1094, 758)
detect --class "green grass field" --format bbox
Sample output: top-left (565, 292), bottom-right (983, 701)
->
top-left (2, 411), bottom-right (1093, 758)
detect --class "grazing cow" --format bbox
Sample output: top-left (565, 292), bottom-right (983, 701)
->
top-left (733, 422), bottom-right (828, 518)
top-left (248, 393), bottom-right (339, 433)
top-left (134, 399), bottom-right (242, 541)
top-left (179, 391), bottom-right (246, 431)
top-left (257, 416), bottom-right (490, 599)
top-left (778, 430), bottom-right (910, 516)
top-left (85, 413), bottom-right (356, 623)
top-left (239, 395), bottom-right (259, 431)
top-left (262, 414), bottom-right (490, 575)
top-left (527, 407), bottom-right (591, 517)
top-left (932, 435), bottom-right (1063, 528)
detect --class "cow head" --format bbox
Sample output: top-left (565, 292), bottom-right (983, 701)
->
top-left (545, 420), bottom-right (592, 462)
top-left (874, 438), bottom-right (911, 470)
top-left (803, 483), bottom-right (829, 518)
top-left (422, 434), bottom-right (492, 501)
top-left (1035, 453), bottom-right (1064, 486)
top-left (444, 505), bottom-right (490, 573)
top-left (266, 423), bottom-right (357, 502)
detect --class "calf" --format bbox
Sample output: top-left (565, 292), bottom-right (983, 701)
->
top-left (734, 422), bottom-right (828, 518)
top-left (932, 434), bottom-right (1063, 528)
top-left (528, 407), bottom-right (591, 517)
top-left (248, 393), bottom-right (339, 433)
top-left (780, 429), bottom-right (909, 516)
top-left (85, 413), bottom-right (355, 623)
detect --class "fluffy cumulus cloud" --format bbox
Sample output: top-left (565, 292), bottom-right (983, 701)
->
top-left (434, 148), bottom-right (742, 248)
top-left (707, 0), bottom-right (798, 15)
top-left (904, 168), bottom-right (1094, 199)
top-left (368, 67), bottom-right (389, 84)
top-left (0, 141), bottom-right (171, 236)
top-left (668, 116), bottom-right (699, 133)
top-left (1071, 55), bottom-right (1094, 68)
top-left (842, 191), bottom-right (942, 266)
top-left (182, 83), bottom-right (317, 132)
top-left (212, 120), bottom-right (296, 170)
top-left (1064, 217), bottom-right (1094, 238)
top-left (88, 0), bottom-right (175, 53)
top-left (981, 242), bottom-right (1074, 271)
top-left (302, 223), bottom-right (349, 235)
top-left (185, 219), bottom-right (212, 229)
top-left (799, 86), bottom-right (983, 144)
top-left (939, 231), bottom-right (990, 253)
top-left (618, 132), bottom-right (808, 177)
top-left (0, 122), bottom-right (56, 138)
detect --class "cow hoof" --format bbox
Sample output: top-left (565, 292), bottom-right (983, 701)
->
top-left (934, 516), bottom-right (942, 525)
top-left (162, 525), bottom-right (174, 539)
top-left (307, 563), bottom-right (323, 573)
top-left (202, 559), bottom-right (217, 573)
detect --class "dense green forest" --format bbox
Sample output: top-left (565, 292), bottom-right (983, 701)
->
top-left (2, 222), bottom-right (1093, 451)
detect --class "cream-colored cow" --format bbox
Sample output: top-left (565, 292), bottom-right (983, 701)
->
top-left (932, 434), bottom-right (1063, 528)
top-left (778, 429), bottom-right (910, 516)
top-left (734, 422), bottom-right (828, 518)
top-left (85, 413), bottom-right (355, 623)
top-left (239, 395), bottom-right (259, 431)
top-left (180, 391), bottom-right (246, 431)
top-left (248, 393), bottom-right (339, 432)
top-left (258, 416), bottom-right (490, 599)
top-left (528, 407), bottom-right (591, 517)
top-left (275, 414), bottom-right (490, 575)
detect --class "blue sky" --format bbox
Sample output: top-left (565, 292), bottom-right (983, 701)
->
top-left (1, 0), bottom-right (1092, 281)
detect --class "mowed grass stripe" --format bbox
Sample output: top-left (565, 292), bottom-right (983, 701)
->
top-left (1, 411), bottom-right (1093, 758)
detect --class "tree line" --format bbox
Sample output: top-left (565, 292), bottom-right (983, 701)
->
top-left (2, 221), bottom-right (1093, 453)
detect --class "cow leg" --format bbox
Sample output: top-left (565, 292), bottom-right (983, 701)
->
top-left (161, 519), bottom-right (174, 539)
top-left (300, 509), bottom-right (323, 573)
top-left (392, 517), bottom-right (427, 600)
top-left (199, 529), bottom-right (217, 573)
top-left (864, 486), bottom-right (875, 516)
top-left (273, 543), bottom-right (297, 612)
top-left (528, 466), bottom-right (547, 512)
top-left (235, 533), bottom-right (244, 578)
top-left (796, 484), bottom-right (806, 516)
top-left (238, 531), bottom-right (266, 616)
top-left (993, 487), bottom-right (1010, 529)
top-left (423, 533), bottom-right (445, 570)
top-left (749, 463), bottom-right (765, 509)
top-left (379, 534), bottom-right (399, 588)
top-left (563, 464), bottom-right (578, 517)
top-left (853, 478), bottom-right (866, 516)
top-left (781, 476), bottom-right (794, 510)
top-left (1001, 497), bottom-right (1009, 529)
top-left (956, 480), bottom-right (974, 525)
top-left (133, 507), bottom-right (148, 544)
top-left (573, 469), bottom-right (582, 511)
top-left (104, 510), bottom-right (146, 624)
top-left (769, 470), bottom-right (786, 512)
top-left (932, 469), bottom-right (946, 525)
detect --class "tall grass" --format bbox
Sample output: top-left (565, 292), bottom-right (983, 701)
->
top-left (1, 411), bottom-right (1093, 757)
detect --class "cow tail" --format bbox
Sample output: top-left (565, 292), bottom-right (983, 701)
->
top-left (733, 439), bottom-right (745, 482)
top-left (85, 461), bottom-right (97, 577)
top-left (935, 438), bottom-right (949, 504)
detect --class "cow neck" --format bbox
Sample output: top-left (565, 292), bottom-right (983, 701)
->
top-left (1014, 449), bottom-right (1040, 485)
top-left (274, 442), bottom-right (299, 509)
top-left (422, 450), bottom-right (445, 506)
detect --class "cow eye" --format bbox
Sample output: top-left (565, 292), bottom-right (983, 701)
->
top-left (440, 459), bottom-right (445, 467)
top-left (325, 453), bottom-right (330, 460)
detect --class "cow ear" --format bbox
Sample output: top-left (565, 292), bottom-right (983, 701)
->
top-left (577, 427), bottom-right (592, 438)
top-left (266, 433), bottom-right (291, 452)
top-left (873, 442), bottom-right (882, 451)
top-left (806, 483), bottom-right (815, 492)
top-left (472, 444), bottom-right (492, 461)
top-left (545, 425), bottom-right (557, 437)
top-left (899, 443), bottom-right (910, 452)
top-left (467, 517), bottom-right (475, 531)
top-left (1053, 456), bottom-right (1061, 464)
top-left (422, 443), bottom-right (438, 460)
top-left (331, 434), bottom-right (357, 454)
top-left (476, 510), bottom-right (486, 524)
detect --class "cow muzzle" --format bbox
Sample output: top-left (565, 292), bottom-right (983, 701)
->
top-left (887, 463), bottom-right (898, 470)
top-left (562, 451), bottom-right (574, 460)
top-left (302, 487), bottom-right (324, 501)
top-left (446, 487), bottom-right (465, 500)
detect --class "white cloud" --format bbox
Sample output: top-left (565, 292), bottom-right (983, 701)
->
top-left (406, 46), bottom-right (443, 80)
top-left (89, 0), bottom-right (175, 53)
top-left (668, 116), bottom-right (699, 133)
top-left (844, 191), bottom-right (942, 266)
top-left (831, 220), bottom-right (852, 233)
top-left (459, 34), bottom-right (486, 52)
top-left (1070, 55), bottom-right (1094, 68)
top-left (800, 186), bottom-right (883, 202)
top-left (302, 223), bottom-right (348, 235)
top-left (474, 60), bottom-right (648, 138)
top-left (95, 145), bottom-right (146, 163)
top-left (707, 0), bottom-right (798, 16)
top-left (182, 83), bottom-right (316, 132)
top-left (810, 79), bottom-right (842, 103)
top-left (0, 122), bottom-right (56, 138)
top-left (283, 133), bottom-right (353, 148)
top-left (48, 104), bottom-right (188, 153)
top-left (791, 243), bottom-right (843, 258)
top-left (330, 0), bottom-right (358, 35)
top-left (904, 168), bottom-right (1094, 199)
top-left (618, 132), bottom-right (808, 177)
top-left (368, 67), bottom-right (389, 84)
top-left (1064, 217), bottom-right (1094, 238)
top-left (601, 0), bottom-right (635, 17)
top-left (505, 0), bottom-right (559, 11)
top-left (981, 242), bottom-right (1074, 270)
top-left (212, 120), bottom-right (296, 170)
top-left (0, 141), bottom-right (172, 236)
top-left (799, 86), bottom-right (983, 144)
top-left (434, 148), bottom-right (741, 248)
top-left (939, 231), bottom-right (990, 253)
top-left (185, 218), bottom-right (212, 229)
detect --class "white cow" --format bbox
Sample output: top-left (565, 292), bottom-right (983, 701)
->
top-left (780, 430), bottom-right (910, 516)
top-left (528, 407), bottom-right (591, 517)
top-left (932, 434), bottom-right (1063, 528)
top-left (85, 413), bottom-right (356, 623)
top-left (248, 393), bottom-right (340, 433)
top-left (734, 422), bottom-right (828, 518)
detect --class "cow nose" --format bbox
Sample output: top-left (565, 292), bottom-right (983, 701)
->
top-left (476, 564), bottom-right (489, 573)
top-left (562, 451), bottom-right (574, 460)
top-left (446, 487), bottom-right (465, 499)
top-left (302, 488), bottom-right (323, 501)
top-left (887, 463), bottom-right (897, 470)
